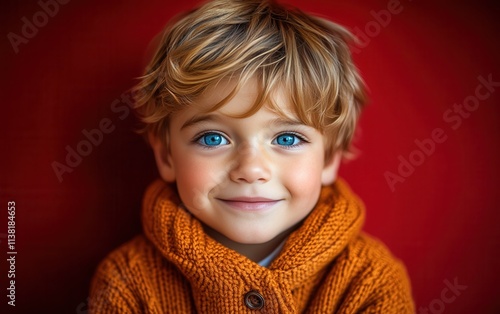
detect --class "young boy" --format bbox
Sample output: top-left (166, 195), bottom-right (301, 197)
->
top-left (90, 0), bottom-right (414, 312)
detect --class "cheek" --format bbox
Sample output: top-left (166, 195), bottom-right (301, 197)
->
top-left (176, 159), bottom-right (209, 205)
top-left (280, 154), bottom-right (324, 198)
top-left (173, 154), bottom-right (225, 210)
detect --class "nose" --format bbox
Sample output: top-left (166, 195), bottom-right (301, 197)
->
top-left (229, 142), bottom-right (271, 184)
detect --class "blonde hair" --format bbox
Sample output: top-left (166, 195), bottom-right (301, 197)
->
top-left (133, 0), bottom-right (366, 159)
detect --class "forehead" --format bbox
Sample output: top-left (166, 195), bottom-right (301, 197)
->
top-left (191, 76), bottom-right (295, 119)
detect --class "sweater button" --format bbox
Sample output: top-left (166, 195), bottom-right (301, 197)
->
top-left (244, 291), bottom-right (265, 310)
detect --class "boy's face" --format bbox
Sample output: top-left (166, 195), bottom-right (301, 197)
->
top-left (151, 78), bottom-right (340, 244)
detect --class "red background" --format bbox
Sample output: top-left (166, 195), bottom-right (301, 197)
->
top-left (1, 0), bottom-right (499, 313)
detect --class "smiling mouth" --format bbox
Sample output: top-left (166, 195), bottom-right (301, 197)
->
top-left (216, 198), bottom-right (282, 211)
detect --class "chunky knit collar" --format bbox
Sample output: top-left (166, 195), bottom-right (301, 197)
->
top-left (142, 178), bottom-right (365, 311)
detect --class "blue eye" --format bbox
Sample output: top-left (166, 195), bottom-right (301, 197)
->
top-left (197, 132), bottom-right (229, 147)
top-left (273, 133), bottom-right (303, 147)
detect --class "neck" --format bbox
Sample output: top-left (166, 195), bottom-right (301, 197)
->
top-left (203, 225), bottom-right (296, 263)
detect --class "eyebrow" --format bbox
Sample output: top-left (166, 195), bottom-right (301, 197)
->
top-left (180, 114), bottom-right (221, 130)
top-left (180, 114), bottom-right (307, 130)
top-left (269, 117), bottom-right (306, 128)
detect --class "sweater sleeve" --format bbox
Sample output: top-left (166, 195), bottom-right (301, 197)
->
top-left (334, 234), bottom-right (415, 314)
top-left (88, 235), bottom-right (196, 313)
top-left (356, 258), bottom-right (414, 313)
top-left (88, 248), bottom-right (143, 314)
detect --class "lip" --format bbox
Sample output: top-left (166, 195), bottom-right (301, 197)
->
top-left (216, 197), bottom-right (282, 211)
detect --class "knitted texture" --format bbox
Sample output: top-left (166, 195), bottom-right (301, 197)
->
top-left (89, 178), bottom-right (414, 313)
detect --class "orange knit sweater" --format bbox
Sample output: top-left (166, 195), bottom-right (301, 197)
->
top-left (89, 179), bottom-right (414, 313)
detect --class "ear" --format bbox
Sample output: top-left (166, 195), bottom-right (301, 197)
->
top-left (321, 151), bottom-right (342, 185)
top-left (148, 132), bottom-right (176, 182)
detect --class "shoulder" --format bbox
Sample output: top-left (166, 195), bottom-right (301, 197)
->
top-left (93, 235), bottom-right (157, 278)
top-left (110, 235), bottom-right (157, 262)
top-left (345, 233), bottom-right (407, 271)
top-left (91, 234), bottom-right (186, 288)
